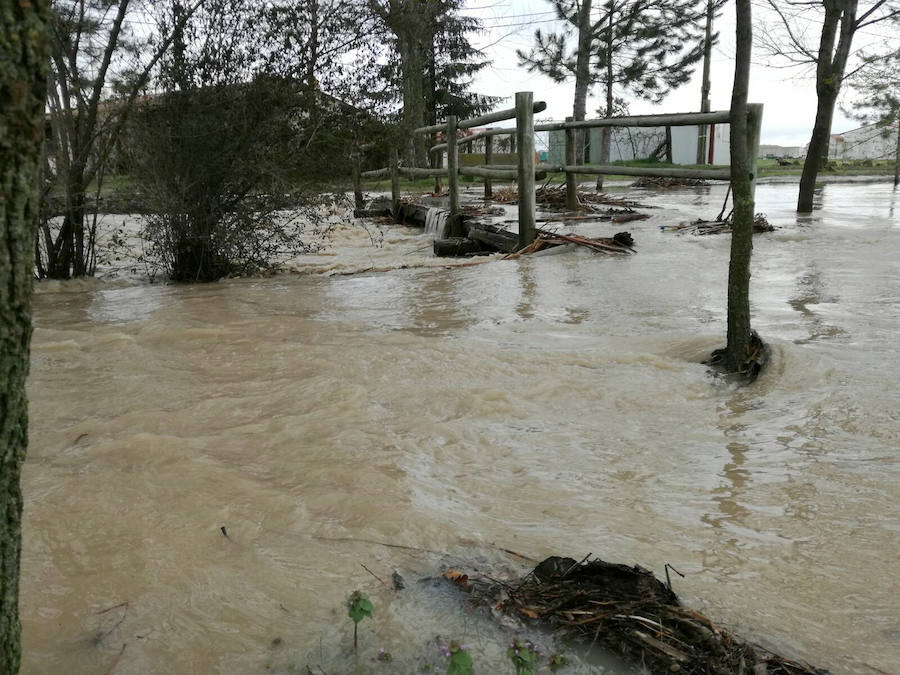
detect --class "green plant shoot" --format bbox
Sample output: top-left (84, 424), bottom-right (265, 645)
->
top-left (507, 639), bottom-right (539, 675)
top-left (347, 590), bottom-right (373, 651)
top-left (445, 641), bottom-right (473, 675)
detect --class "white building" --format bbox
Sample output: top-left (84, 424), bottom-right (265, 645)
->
top-left (828, 123), bottom-right (898, 160)
top-left (759, 144), bottom-right (806, 158)
top-left (547, 123), bottom-right (731, 166)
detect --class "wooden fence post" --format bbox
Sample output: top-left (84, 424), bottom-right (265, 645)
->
top-left (516, 91), bottom-right (536, 247)
top-left (564, 116), bottom-right (578, 210)
top-left (747, 103), bottom-right (763, 200)
top-left (484, 128), bottom-right (493, 199)
top-left (432, 145), bottom-right (443, 195)
top-left (390, 147), bottom-right (400, 218)
top-left (447, 115), bottom-right (461, 235)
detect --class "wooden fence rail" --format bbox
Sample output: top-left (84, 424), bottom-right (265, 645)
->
top-left (357, 93), bottom-right (763, 248)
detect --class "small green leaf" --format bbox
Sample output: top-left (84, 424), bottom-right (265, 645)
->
top-left (347, 590), bottom-right (373, 624)
top-left (446, 644), bottom-right (473, 675)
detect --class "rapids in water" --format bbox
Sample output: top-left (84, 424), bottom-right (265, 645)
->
top-left (22, 181), bottom-right (900, 674)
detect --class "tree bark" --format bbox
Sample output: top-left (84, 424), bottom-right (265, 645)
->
top-left (725, 0), bottom-right (753, 371)
top-left (1, 1), bottom-right (50, 671)
top-left (573, 0), bottom-right (593, 164)
top-left (797, 0), bottom-right (858, 213)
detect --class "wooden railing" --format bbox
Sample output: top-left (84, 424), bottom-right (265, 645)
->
top-left (359, 92), bottom-right (763, 249)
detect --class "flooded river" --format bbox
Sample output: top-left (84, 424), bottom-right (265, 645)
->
top-left (22, 181), bottom-right (899, 674)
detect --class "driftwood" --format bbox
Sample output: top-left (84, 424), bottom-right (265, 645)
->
top-left (503, 230), bottom-right (635, 259)
top-left (491, 184), bottom-right (648, 209)
top-left (662, 213), bottom-right (774, 235)
top-left (631, 176), bottom-right (710, 188)
top-left (465, 222), bottom-right (520, 253)
top-left (705, 330), bottom-right (769, 383)
top-left (461, 555), bottom-right (828, 675)
top-left (433, 237), bottom-right (490, 257)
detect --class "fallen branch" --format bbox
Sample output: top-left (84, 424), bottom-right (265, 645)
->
top-left (360, 562), bottom-right (388, 588)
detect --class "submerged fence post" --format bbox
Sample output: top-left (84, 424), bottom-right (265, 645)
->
top-left (484, 128), bottom-right (493, 200)
top-left (747, 103), bottom-right (763, 200)
top-left (564, 116), bottom-right (578, 211)
top-left (516, 92), bottom-right (536, 248)
top-left (447, 114), bottom-right (461, 235)
top-left (390, 147), bottom-right (400, 218)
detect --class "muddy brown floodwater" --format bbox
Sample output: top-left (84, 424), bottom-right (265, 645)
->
top-left (21, 181), bottom-right (900, 674)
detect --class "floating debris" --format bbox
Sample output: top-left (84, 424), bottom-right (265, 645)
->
top-left (503, 230), bottom-right (635, 259)
top-left (706, 329), bottom-right (769, 383)
top-left (662, 213), bottom-right (774, 235)
top-left (631, 176), bottom-right (710, 188)
top-left (457, 555), bottom-right (827, 675)
top-left (491, 184), bottom-right (647, 209)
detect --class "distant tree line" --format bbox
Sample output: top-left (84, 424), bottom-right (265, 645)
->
top-left (38, 0), bottom-right (493, 281)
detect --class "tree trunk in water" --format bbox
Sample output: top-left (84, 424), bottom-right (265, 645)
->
top-left (797, 91), bottom-right (838, 212)
top-left (725, 0), bottom-right (753, 371)
top-left (797, 0), bottom-right (857, 213)
top-left (1, 2), bottom-right (49, 671)
top-left (573, 0), bottom-right (593, 164)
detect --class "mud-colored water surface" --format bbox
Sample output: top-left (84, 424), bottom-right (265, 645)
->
top-left (22, 182), bottom-right (900, 674)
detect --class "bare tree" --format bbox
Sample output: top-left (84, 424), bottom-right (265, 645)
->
top-left (723, 0), bottom-right (756, 373)
top-left (40, 0), bottom-right (204, 278)
top-left (758, 0), bottom-right (900, 212)
top-left (1, 1), bottom-right (50, 671)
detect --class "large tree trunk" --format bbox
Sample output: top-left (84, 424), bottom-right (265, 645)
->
top-left (725, 0), bottom-right (753, 371)
top-left (573, 0), bottom-right (593, 164)
top-left (1, 1), bottom-right (50, 672)
top-left (797, 0), bottom-right (857, 213)
top-left (797, 90), bottom-right (839, 211)
top-left (393, 0), bottom-right (428, 167)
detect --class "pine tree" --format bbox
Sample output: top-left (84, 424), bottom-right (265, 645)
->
top-left (518, 0), bottom-right (705, 170)
top-left (369, 0), bottom-right (493, 165)
top-left (846, 48), bottom-right (900, 186)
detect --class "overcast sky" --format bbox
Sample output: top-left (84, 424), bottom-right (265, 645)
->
top-left (462, 0), bottom-right (892, 147)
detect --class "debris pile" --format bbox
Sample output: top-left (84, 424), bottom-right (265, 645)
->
top-left (631, 176), bottom-right (709, 188)
top-left (706, 329), bottom-right (769, 383)
top-left (503, 230), bottom-right (635, 258)
top-left (491, 184), bottom-right (646, 209)
top-left (662, 213), bottom-right (774, 235)
top-left (461, 555), bottom-right (828, 675)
